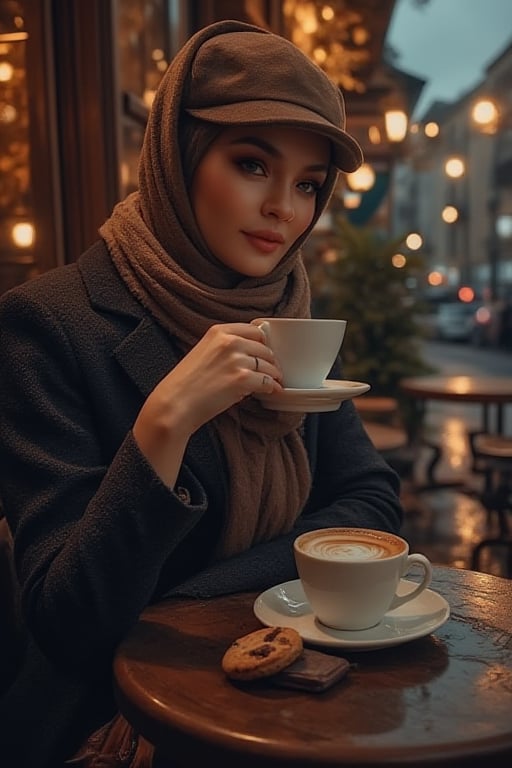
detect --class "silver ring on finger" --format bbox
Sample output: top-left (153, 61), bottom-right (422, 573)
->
top-left (254, 356), bottom-right (260, 372)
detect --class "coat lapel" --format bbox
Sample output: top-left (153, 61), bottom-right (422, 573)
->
top-left (78, 241), bottom-right (180, 398)
top-left (113, 317), bottom-right (180, 399)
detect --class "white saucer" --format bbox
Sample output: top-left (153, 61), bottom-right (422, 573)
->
top-left (253, 578), bottom-right (450, 651)
top-left (255, 379), bottom-right (371, 412)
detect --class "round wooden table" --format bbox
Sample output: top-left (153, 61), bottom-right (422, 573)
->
top-left (399, 375), bottom-right (512, 434)
top-left (114, 567), bottom-right (512, 768)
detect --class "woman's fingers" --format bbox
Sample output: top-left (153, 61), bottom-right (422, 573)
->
top-left (258, 374), bottom-right (276, 393)
top-left (248, 353), bottom-right (282, 387)
top-left (152, 323), bottom-right (282, 419)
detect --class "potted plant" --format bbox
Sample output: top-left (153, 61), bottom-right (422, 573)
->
top-left (310, 216), bottom-right (435, 439)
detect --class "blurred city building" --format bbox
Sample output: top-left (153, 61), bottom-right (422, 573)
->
top-left (392, 40), bottom-right (512, 304)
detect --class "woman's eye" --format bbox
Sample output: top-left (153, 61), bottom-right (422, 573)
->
top-left (238, 158), bottom-right (266, 176)
top-left (298, 180), bottom-right (322, 195)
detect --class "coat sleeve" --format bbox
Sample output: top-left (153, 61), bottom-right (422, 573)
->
top-left (0, 286), bottom-right (209, 668)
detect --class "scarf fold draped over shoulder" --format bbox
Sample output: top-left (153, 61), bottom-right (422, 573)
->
top-left (99, 21), bottom-right (341, 559)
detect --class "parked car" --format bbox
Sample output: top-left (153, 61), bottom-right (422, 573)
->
top-left (435, 301), bottom-right (480, 342)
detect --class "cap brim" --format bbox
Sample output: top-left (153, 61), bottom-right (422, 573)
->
top-left (187, 100), bottom-right (363, 173)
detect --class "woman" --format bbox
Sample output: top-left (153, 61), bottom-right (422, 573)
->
top-left (0, 19), bottom-right (403, 768)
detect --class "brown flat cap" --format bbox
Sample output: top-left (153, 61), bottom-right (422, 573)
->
top-left (185, 28), bottom-right (363, 173)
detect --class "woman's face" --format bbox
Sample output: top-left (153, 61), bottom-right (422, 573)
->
top-left (191, 125), bottom-right (331, 278)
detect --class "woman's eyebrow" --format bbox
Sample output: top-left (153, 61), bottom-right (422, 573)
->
top-left (229, 136), bottom-right (329, 173)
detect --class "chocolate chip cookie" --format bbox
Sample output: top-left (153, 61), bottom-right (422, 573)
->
top-left (221, 626), bottom-right (303, 681)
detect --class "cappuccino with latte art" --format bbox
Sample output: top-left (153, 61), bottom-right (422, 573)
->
top-left (296, 529), bottom-right (404, 562)
top-left (294, 528), bottom-right (432, 631)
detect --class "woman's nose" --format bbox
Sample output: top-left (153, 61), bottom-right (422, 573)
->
top-left (262, 194), bottom-right (295, 223)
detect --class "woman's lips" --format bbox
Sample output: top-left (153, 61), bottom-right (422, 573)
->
top-left (243, 230), bottom-right (285, 254)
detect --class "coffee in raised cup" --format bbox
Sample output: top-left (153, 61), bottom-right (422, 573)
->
top-left (252, 317), bottom-right (346, 389)
top-left (296, 529), bottom-right (404, 562)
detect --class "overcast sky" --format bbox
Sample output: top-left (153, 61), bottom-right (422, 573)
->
top-left (386, 0), bottom-right (512, 118)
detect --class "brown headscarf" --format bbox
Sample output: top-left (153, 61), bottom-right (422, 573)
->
top-left (99, 20), bottom-right (362, 559)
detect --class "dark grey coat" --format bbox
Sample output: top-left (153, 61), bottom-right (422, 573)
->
top-left (0, 240), bottom-right (402, 767)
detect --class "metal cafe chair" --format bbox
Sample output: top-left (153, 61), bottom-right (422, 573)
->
top-left (469, 432), bottom-right (512, 577)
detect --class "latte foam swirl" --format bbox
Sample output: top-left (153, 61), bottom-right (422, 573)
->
top-left (306, 539), bottom-right (389, 560)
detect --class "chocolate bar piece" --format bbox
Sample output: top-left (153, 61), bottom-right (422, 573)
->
top-left (271, 648), bottom-right (351, 692)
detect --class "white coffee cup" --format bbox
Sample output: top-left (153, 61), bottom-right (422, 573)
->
top-left (294, 527), bottom-right (432, 631)
top-left (252, 318), bottom-right (347, 389)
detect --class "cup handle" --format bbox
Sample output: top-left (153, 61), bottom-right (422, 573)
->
top-left (389, 554), bottom-right (433, 611)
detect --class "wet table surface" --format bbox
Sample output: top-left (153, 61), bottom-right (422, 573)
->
top-left (114, 567), bottom-right (512, 768)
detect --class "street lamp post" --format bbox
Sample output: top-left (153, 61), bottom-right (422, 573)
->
top-left (471, 96), bottom-right (503, 302)
top-left (443, 155), bottom-right (469, 286)
top-left (487, 190), bottom-right (500, 302)
top-left (384, 108), bottom-right (409, 235)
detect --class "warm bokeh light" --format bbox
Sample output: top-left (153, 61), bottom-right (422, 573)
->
top-left (12, 222), bottom-right (35, 248)
top-left (352, 25), bottom-right (369, 45)
top-left (442, 205), bottom-right (459, 223)
top-left (343, 190), bottom-right (362, 209)
top-left (442, 417), bottom-right (471, 472)
top-left (424, 121), bottom-right (440, 138)
top-left (471, 98), bottom-right (499, 134)
top-left (368, 125), bottom-right (381, 144)
top-left (301, 9), bottom-right (318, 34)
top-left (0, 61), bottom-right (14, 82)
top-left (384, 109), bottom-right (408, 143)
top-left (458, 286), bottom-right (475, 302)
top-left (0, 103), bottom-right (17, 123)
top-left (321, 248), bottom-right (338, 264)
top-left (346, 163), bottom-right (375, 192)
top-left (143, 89), bottom-right (156, 107)
top-left (451, 376), bottom-right (472, 395)
top-left (313, 46), bottom-right (327, 63)
top-left (428, 271), bottom-right (444, 287)
top-left (406, 232), bottom-right (423, 250)
top-left (0, 31), bottom-right (28, 42)
top-left (391, 253), bottom-right (406, 268)
top-left (321, 5), bottom-right (335, 21)
top-left (444, 156), bottom-right (465, 178)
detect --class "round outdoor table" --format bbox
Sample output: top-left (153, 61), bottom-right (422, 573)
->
top-left (399, 375), bottom-right (512, 434)
top-left (114, 566), bottom-right (512, 768)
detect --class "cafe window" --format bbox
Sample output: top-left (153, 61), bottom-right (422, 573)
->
top-left (0, 1), bottom-right (35, 293)
top-left (0, 1), bottom-right (198, 297)
top-left (117, 0), bottom-right (187, 198)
